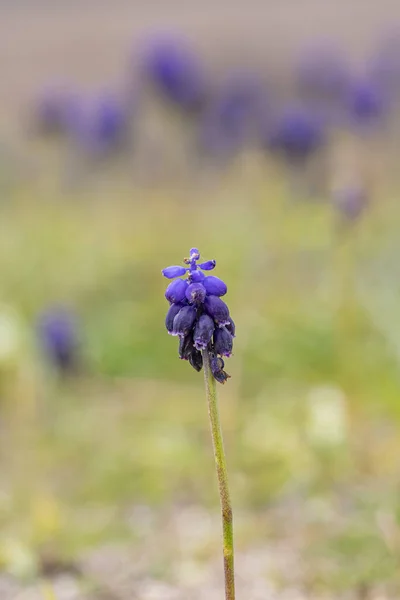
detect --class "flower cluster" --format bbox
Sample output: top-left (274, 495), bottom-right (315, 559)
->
top-left (162, 248), bottom-right (235, 384)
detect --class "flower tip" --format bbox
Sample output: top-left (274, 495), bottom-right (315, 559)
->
top-left (189, 247), bottom-right (200, 259)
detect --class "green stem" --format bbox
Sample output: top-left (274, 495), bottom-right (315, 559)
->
top-left (202, 350), bottom-right (235, 600)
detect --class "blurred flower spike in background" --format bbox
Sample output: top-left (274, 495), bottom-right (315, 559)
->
top-left (265, 105), bottom-right (326, 164)
top-left (162, 248), bottom-right (235, 384)
top-left (140, 34), bottom-right (207, 111)
top-left (38, 307), bottom-right (80, 375)
top-left (32, 84), bottom-right (81, 137)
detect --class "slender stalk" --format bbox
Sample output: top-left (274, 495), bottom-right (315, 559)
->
top-left (202, 350), bottom-right (235, 600)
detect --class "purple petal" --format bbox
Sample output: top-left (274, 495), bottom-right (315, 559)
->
top-left (165, 279), bottom-right (188, 304)
top-left (172, 305), bottom-right (197, 337)
top-left (203, 276), bottom-right (227, 297)
top-left (186, 282), bottom-right (206, 305)
top-left (204, 295), bottom-right (230, 326)
top-left (162, 265), bottom-right (188, 279)
top-left (198, 260), bottom-right (216, 271)
top-left (214, 327), bottom-right (233, 357)
top-left (194, 314), bottom-right (215, 350)
top-left (165, 302), bottom-right (185, 333)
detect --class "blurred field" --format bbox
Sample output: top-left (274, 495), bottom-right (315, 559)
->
top-left (2, 2), bottom-right (400, 599)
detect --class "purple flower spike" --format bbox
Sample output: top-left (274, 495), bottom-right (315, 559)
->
top-left (165, 302), bottom-right (185, 333)
top-left (194, 314), bottom-right (215, 350)
top-left (162, 248), bottom-right (234, 383)
top-left (186, 282), bottom-right (206, 305)
top-left (189, 270), bottom-right (205, 283)
top-left (172, 305), bottom-right (197, 337)
top-left (204, 295), bottom-right (230, 326)
top-left (203, 276), bottom-right (227, 297)
top-left (198, 260), bottom-right (216, 271)
top-left (38, 307), bottom-right (79, 374)
top-left (165, 279), bottom-right (188, 304)
top-left (214, 327), bottom-right (233, 357)
top-left (162, 265), bottom-right (188, 279)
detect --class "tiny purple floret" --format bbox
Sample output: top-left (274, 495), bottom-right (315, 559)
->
top-left (162, 265), bottom-right (188, 279)
top-left (165, 302), bottom-right (185, 333)
top-left (194, 314), bottom-right (215, 350)
top-left (172, 305), bottom-right (197, 337)
top-left (186, 282), bottom-right (206, 305)
top-left (165, 279), bottom-right (188, 304)
top-left (214, 327), bottom-right (233, 357)
top-left (204, 295), bottom-right (230, 326)
top-left (198, 260), bottom-right (216, 271)
top-left (189, 270), bottom-right (205, 283)
top-left (203, 276), bottom-right (227, 297)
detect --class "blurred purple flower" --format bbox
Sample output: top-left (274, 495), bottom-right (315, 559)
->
top-left (345, 78), bottom-right (388, 127)
top-left (38, 308), bottom-right (79, 374)
top-left (295, 44), bottom-right (351, 100)
top-left (32, 85), bottom-right (80, 136)
top-left (140, 35), bottom-right (206, 111)
top-left (332, 184), bottom-right (369, 222)
top-left (70, 92), bottom-right (130, 156)
top-left (264, 105), bottom-right (325, 163)
top-left (367, 32), bottom-right (400, 96)
top-left (198, 71), bottom-right (265, 157)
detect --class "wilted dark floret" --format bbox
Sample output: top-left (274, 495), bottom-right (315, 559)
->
top-left (165, 302), bottom-right (185, 333)
top-left (214, 327), bottom-right (233, 357)
top-left (165, 278), bottom-right (188, 304)
top-left (210, 354), bottom-right (231, 384)
top-left (204, 295), bottom-right (230, 326)
top-left (189, 348), bottom-right (203, 372)
top-left (186, 282), bottom-right (206, 305)
top-left (179, 333), bottom-right (194, 359)
top-left (203, 276), bottom-right (227, 297)
top-left (225, 319), bottom-right (236, 338)
top-left (194, 314), bottom-right (215, 350)
top-left (172, 305), bottom-right (197, 337)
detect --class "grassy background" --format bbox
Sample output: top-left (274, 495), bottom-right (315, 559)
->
top-left (1, 147), bottom-right (400, 595)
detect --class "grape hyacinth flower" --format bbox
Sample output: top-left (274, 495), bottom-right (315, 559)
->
top-left (141, 35), bottom-right (206, 112)
top-left (295, 43), bottom-right (351, 101)
top-left (32, 84), bottom-right (80, 137)
top-left (38, 307), bottom-right (80, 374)
top-left (345, 79), bottom-right (387, 129)
top-left (332, 183), bottom-right (369, 224)
top-left (162, 248), bottom-right (234, 383)
top-left (70, 92), bottom-right (130, 157)
top-left (264, 105), bottom-right (325, 164)
top-left (198, 71), bottom-right (264, 159)
top-left (162, 248), bottom-right (236, 599)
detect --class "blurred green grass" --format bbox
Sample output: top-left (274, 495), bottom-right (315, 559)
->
top-left (1, 161), bottom-right (400, 590)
